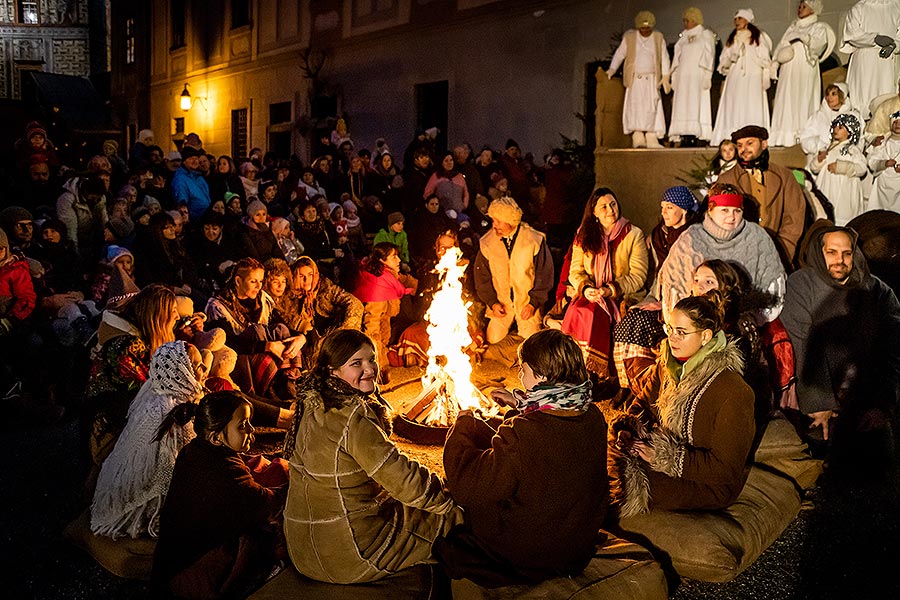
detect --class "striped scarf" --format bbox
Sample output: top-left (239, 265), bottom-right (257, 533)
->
top-left (512, 380), bottom-right (593, 414)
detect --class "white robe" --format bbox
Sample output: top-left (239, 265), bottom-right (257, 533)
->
top-left (669, 25), bottom-right (716, 140)
top-left (799, 98), bottom-right (864, 169)
top-left (841, 0), bottom-right (900, 118)
top-left (608, 33), bottom-right (670, 136)
top-left (867, 136), bottom-right (900, 212)
top-left (810, 140), bottom-right (869, 226)
top-left (711, 30), bottom-right (773, 146)
top-left (770, 15), bottom-right (835, 147)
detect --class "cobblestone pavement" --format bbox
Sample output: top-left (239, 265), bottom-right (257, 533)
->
top-left (6, 360), bottom-right (898, 599)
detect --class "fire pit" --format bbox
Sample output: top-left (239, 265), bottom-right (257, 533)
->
top-left (390, 247), bottom-right (497, 444)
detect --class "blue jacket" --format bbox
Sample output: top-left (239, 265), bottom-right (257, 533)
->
top-left (171, 167), bottom-right (211, 220)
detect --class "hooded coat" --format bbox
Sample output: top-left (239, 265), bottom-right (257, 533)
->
top-left (283, 374), bottom-right (461, 583)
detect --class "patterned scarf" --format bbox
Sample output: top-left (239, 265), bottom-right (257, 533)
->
top-left (148, 340), bottom-right (205, 402)
top-left (512, 380), bottom-right (593, 414)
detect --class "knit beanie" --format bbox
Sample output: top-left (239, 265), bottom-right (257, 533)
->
top-left (662, 186), bottom-right (699, 213)
top-left (107, 217), bottom-right (135, 239)
top-left (735, 8), bottom-right (754, 22)
top-left (41, 218), bottom-right (68, 240)
top-left (487, 197), bottom-right (523, 227)
top-left (683, 7), bottom-right (703, 26)
top-left (105, 245), bottom-right (134, 264)
top-left (138, 129), bottom-right (154, 144)
top-left (635, 10), bottom-right (656, 28)
top-left (0, 206), bottom-right (34, 235)
top-left (505, 138), bottom-right (519, 150)
top-left (803, 0), bottom-right (823, 15)
top-left (247, 199), bottom-right (267, 218)
top-left (388, 211), bottom-right (405, 227)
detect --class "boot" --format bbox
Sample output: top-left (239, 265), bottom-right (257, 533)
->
top-left (645, 132), bottom-right (663, 148)
top-left (631, 131), bottom-right (646, 148)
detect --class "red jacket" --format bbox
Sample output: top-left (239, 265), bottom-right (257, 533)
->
top-left (0, 257), bottom-right (36, 321)
top-left (352, 269), bottom-right (410, 303)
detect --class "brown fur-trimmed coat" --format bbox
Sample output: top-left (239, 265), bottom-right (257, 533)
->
top-left (610, 341), bottom-right (755, 518)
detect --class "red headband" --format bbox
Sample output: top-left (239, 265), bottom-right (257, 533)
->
top-left (708, 193), bottom-right (743, 208)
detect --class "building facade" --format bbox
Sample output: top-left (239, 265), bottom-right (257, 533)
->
top-left (129, 0), bottom-right (862, 162)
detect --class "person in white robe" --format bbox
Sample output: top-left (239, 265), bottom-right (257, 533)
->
top-left (770, 1), bottom-right (836, 147)
top-left (668, 7), bottom-right (717, 145)
top-left (841, 0), bottom-right (900, 119)
top-left (800, 82), bottom-right (865, 169)
top-left (810, 114), bottom-right (868, 226)
top-left (867, 110), bottom-right (900, 213)
top-left (607, 11), bottom-right (671, 148)
top-left (711, 9), bottom-right (774, 146)
top-left (865, 77), bottom-right (900, 143)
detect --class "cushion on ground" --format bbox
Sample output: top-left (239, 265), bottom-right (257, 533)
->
top-left (616, 415), bottom-right (823, 582)
top-left (249, 563), bottom-right (447, 600)
top-left (451, 534), bottom-right (667, 599)
top-left (63, 509), bottom-right (156, 580)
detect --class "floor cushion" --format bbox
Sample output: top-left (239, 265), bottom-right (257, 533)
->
top-left (249, 563), bottom-right (449, 600)
top-left (616, 414), bottom-right (823, 582)
top-left (63, 509), bottom-right (156, 580)
top-left (450, 533), bottom-right (668, 599)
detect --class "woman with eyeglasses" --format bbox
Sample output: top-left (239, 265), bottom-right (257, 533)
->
top-left (608, 292), bottom-right (755, 517)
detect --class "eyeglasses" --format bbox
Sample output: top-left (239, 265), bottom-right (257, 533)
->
top-left (663, 324), bottom-right (703, 340)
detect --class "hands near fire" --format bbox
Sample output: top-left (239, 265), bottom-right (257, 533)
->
top-left (490, 388), bottom-right (517, 408)
top-left (520, 304), bottom-right (536, 320)
top-left (584, 285), bottom-right (613, 303)
top-left (491, 302), bottom-right (508, 318)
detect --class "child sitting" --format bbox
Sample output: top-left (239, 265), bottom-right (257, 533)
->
top-left (437, 329), bottom-right (608, 587)
top-left (810, 114), bottom-right (867, 226)
top-left (373, 212), bottom-right (410, 267)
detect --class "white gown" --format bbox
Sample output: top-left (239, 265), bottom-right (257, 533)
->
top-left (810, 140), bottom-right (869, 226)
top-left (867, 136), bottom-right (900, 213)
top-left (668, 25), bottom-right (716, 141)
top-left (711, 30), bottom-right (773, 146)
top-left (770, 15), bottom-right (835, 147)
top-left (841, 0), bottom-right (900, 118)
top-left (608, 32), bottom-right (670, 136)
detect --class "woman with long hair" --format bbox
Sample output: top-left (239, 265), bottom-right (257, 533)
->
top-left (91, 340), bottom-right (209, 538)
top-left (133, 211), bottom-right (193, 290)
top-left (710, 9), bottom-right (774, 146)
top-left (152, 390), bottom-right (287, 599)
top-left (424, 150), bottom-right (469, 216)
top-left (609, 292), bottom-right (755, 517)
top-left (208, 155), bottom-right (247, 206)
top-left (283, 329), bottom-right (461, 583)
top-left (561, 187), bottom-right (648, 382)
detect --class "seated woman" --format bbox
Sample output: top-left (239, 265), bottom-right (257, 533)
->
top-left (437, 329), bottom-right (608, 587)
top-left (152, 390), bottom-right (287, 599)
top-left (91, 340), bottom-right (208, 538)
top-left (133, 211), bottom-right (193, 292)
top-left (205, 258), bottom-right (302, 403)
top-left (282, 329), bottom-right (461, 583)
top-left (238, 200), bottom-right (286, 264)
top-left (352, 242), bottom-right (417, 385)
top-left (609, 293), bottom-right (755, 517)
top-left (562, 187), bottom-right (648, 381)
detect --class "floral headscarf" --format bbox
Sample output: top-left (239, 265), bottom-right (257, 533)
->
top-left (830, 113), bottom-right (861, 155)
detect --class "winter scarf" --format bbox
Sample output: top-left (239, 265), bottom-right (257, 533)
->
top-left (512, 380), bottom-right (593, 414)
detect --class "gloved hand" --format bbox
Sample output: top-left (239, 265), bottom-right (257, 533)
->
top-left (874, 34), bottom-right (895, 48)
top-left (879, 42), bottom-right (896, 59)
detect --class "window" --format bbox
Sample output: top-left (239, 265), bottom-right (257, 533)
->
top-left (231, 0), bottom-right (249, 29)
top-left (125, 18), bottom-right (136, 64)
top-left (18, 0), bottom-right (38, 24)
top-left (173, 117), bottom-right (185, 136)
top-left (171, 0), bottom-right (186, 49)
top-left (269, 101), bottom-right (291, 126)
top-left (232, 108), bottom-right (248, 159)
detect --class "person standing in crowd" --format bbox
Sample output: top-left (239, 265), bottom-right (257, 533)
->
top-left (562, 188), bottom-right (648, 380)
top-left (668, 7), bottom-right (716, 147)
top-left (770, 1), bottom-right (836, 147)
top-left (711, 9), bottom-right (774, 146)
top-left (840, 0), bottom-right (900, 118)
top-left (607, 11), bottom-right (670, 149)
top-left (474, 197), bottom-right (554, 344)
top-left (867, 110), bottom-right (900, 212)
top-left (499, 140), bottom-right (532, 212)
top-left (171, 146), bottom-right (212, 221)
top-left (809, 114), bottom-right (868, 225)
top-left (714, 125), bottom-right (807, 264)
top-left (781, 227), bottom-right (900, 446)
top-left (282, 329), bottom-right (461, 584)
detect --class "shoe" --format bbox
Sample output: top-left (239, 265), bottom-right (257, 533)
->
top-left (645, 133), bottom-right (663, 148)
top-left (631, 132), bottom-right (646, 148)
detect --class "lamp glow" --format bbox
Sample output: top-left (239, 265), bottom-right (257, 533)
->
top-left (180, 84), bottom-right (192, 111)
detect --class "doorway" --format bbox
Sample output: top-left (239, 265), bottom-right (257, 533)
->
top-left (415, 80), bottom-right (448, 155)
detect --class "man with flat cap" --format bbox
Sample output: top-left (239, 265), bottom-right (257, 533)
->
top-left (714, 125), bottom-right (806, 264)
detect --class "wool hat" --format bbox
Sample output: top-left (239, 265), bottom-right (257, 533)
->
top-left (143, 196), bottom-right (162, 212)
top-left (0, 206), bottom-right (34, 234)
top-left (40, 218), bottom-right (67, 240)
top-left (634, 10), bottom-right (656, 28)
top-left (731, 125), bottom-right (768, 142)
top-left (106, 263), bottom-right (141, 309)
top-left (487, 197), bottom-right (523, 227)
top-left (184, 132), bottom-right (202, 148)
top-left (223, 191), bottom-right (241, 205)
top-left (735, 8), bottom-right (755, 23)
top-left (107, 217), bottom-right (135, 240)
top-left (106, 245), bottom-right (134, 264)
top-left (388, 211), bottom-right (405, 226)
top-left (803, 0), bottom-right (823, 15)
top-left (683, 7), bottom-right (703, 26)
top-left (505, 138), bottom-right (519, 150)
top-left (27, 124), bottom-right (48, 141)
top-left (138, 129), bottom-right (154, 144)
top-left (165, 150), bottom-right (182, 161)
top-left (247, 199), bottom-right (267, 217)
top-left (180, 146), bottom-right (202, 160)
top-left (662, 186), bottom-right (699, 213)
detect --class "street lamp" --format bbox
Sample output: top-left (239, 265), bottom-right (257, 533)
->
top-left (180, 83), bottom-right (192, 111)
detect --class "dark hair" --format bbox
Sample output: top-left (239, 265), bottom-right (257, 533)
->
top-left (365, 242), bottom-right (399, 276)
top-left (155, 390), bottom-right (253, 443)
top-left (575, 187), bottom-right (620, 254)
top-left (727, 22), bottom-right (761, 47)
top-left (824, 84), bottom-right (845, 104)
top-left (674, 290), bottom-right (725, 334)
top-left (313, 329), bottom-right (376, 380)
top-left (518, 329), bottom-right (590, 385)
